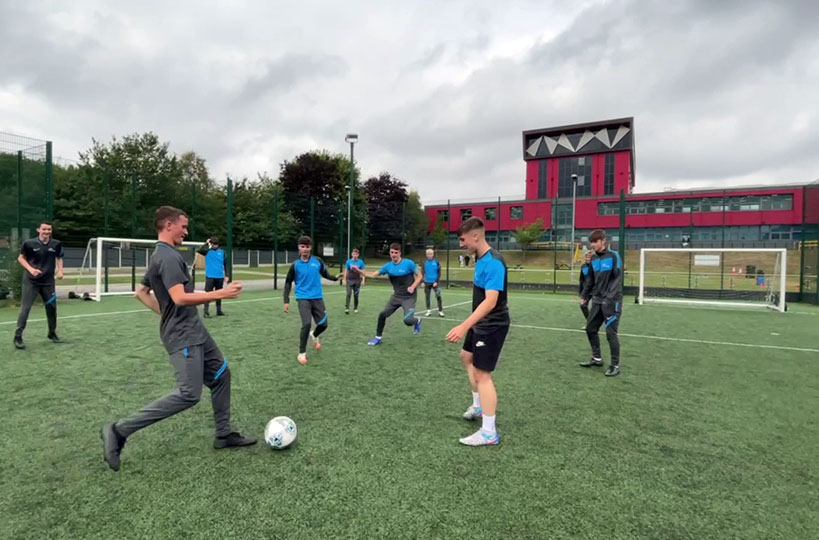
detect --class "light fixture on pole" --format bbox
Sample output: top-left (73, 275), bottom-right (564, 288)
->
top-left (345, 133), bottom-right (358, 261)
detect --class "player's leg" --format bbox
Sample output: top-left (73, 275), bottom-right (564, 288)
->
top-left (460, 329), bottom-right (482, 420)
top-left (103, 345), bottom-right (206, 470)
top-left (604, 304), bottom-right (621, 377)
top-left (459, 326), bottom-right (508, 446)
top-left (400, 295), bottom-right (420, 334)
top-left (214, 278), bottom-right (225, 315)
top-left (435, 285), bottom-right (444, 315)
top-left (424, 283), bottom-right (432, 315)
top-left (202, 337), bottom-right (256, 447)
top-left (297, 299), bottom-right (312, 362)
top-left (580, 303), bottom-right (604, 367)
top-left (370, 297), bottom-right (401, 344)
top-left (310, 299), bottom-right (328, 350)
top-left (580, 303), bottom-right (589, 320)
top-left (14, 279), bottom-right (39, 346)
top-left (203, 277), bottom-right (215, 316)
top-left (353, 284), bottom-right (360, 311)
top-left (345, 283), bottom-right (353, 312)
top-left (39, 283), bottom-right (59, 340)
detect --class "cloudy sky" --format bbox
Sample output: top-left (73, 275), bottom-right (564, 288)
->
top-left (2, 0), bottom-right (818, 203)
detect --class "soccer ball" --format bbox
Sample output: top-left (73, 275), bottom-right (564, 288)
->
top-left (264, 416), bottom-right (297, 450)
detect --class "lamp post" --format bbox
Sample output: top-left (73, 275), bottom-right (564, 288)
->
top-left (345, 133), bottom-right (358, 261)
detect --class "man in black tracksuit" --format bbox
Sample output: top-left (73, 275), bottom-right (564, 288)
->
top-left (579, 229), bottom-right (622, 377)
top-left (14, 221), bottom-right (64, 349)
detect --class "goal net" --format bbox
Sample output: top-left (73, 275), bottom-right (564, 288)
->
top-left (638, 248), bottom-right (786, 312)
top-left (73, 237), bottom-right (205, 301)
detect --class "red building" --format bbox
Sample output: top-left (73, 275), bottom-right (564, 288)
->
top-left (426, 117), bottom-right (818, 246)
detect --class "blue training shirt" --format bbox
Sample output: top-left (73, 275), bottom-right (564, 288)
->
top-left (284, 256), bottom-right (333, 301)
top-left (378, 258), bottom-right (418, 297)
top-left (204, 249), bottom-right (226, 279)
top-left (423, 259), bottom-right (441, 283)
top-left (472, 248), bottom-right (510, 331)
top-left (345, 258), bottom-right (365, 284)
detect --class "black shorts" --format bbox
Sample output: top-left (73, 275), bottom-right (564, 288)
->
top-left (462, 325), bottom-right (509, 372)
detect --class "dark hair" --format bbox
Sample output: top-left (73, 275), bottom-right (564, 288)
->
top-left (389, 242), bottom-right (401, 252)
top-left (210, 236), bottom-right (220, 245)
top-left (352, 247), bottom-right (360, 253)
top-left (154, 206), bottom-right (188, 232)
top-left (298, 236), bottom-right (312, 247)
top-left (38, 221), bottom-right (53, 228)
top-left (589, 229), bottom-right (606, 243)
top-left (458, 217), bottom-right (485, 235)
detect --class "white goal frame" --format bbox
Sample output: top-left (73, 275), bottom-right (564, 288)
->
top-left (81, 237), bottom-right (205, 301)
top-left (637, 248), bottom-right (787, 312)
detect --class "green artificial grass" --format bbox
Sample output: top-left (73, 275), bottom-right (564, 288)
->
top-left (1, 286), bottom-right (817, 539)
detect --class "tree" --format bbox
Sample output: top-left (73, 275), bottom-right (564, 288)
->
top-left (363, 172), bottom-right (408, 252)
top-left (515, 218), bottom-right (545, 261)
top-left (404, 190), bottom-right (427, 253)
top-left (429, 213), bottom-right (447, 248)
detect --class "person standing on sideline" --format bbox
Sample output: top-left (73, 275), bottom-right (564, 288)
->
top-left (197, 236), bottom-right (229, 318)
top-left (101, 206), bottom-right (256, 472)
top-left (343, 247), bottom-right (366, 314)
top-left (354, 243), bottom-right (423, 345)
top-left (283, 236), bottom-right (340, 364)
top-left (422, 248), bottom-right (445, 317)
top-left (579, 249), bottom-right (592, 320)
top-left (446, 217), bottom-right (510, 446)
top-left (14, 221), bottom-right (64, 350)
top-left (579, 229), bottom-right (623, 377)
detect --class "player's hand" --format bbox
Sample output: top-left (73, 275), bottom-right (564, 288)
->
top-left (446, 324), bottom-right (467, 343)
top-left (433, 282), bottom-right (438, 288)
top-left (579, 297), bottom-right (586, 306)
top-left (283, 303), bottom-right (289, 313)
top-left (29, 268), bottom-right (43, 278)
top-left (221, 281), bottom-right (243, 299)
top-left (57, 270), bottom-right (64, 280)
top-left (408, 285), bottom-right (416, 294)
top-left (224, 276), bottom-right (230, 284)
top-left (361, 279), bottom-right (366, 286)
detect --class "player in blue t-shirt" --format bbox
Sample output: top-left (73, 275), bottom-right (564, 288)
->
top-left (446, 217), bottom-right (510, 446)
top-left (283, 236), bottom-right (340, 364)
top-left (197, 236), bottom-right (229, 318)
top-left (422, 248), bottom-right (445, 317)
top-left (353, 243), bottom-right (423, 345)
top-left (343, 247), bottom-right (366, 314)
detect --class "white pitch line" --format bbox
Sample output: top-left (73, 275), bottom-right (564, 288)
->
top-left (422, 318), bottom-right (819, 354)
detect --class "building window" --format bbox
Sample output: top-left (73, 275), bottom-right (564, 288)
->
top-left (538, 161), bottom-right (548, 199)
top-left (485, 207), bottom-right (497, 220)
top-left (555, 204), bottom-right (573, 226)
top-left (439, 210), bottom-right (449, 222)
top-left (604, 154), bottom-right (615, 195)
top-left (558, 156), bottom-right (592, 198)
top-left (460, 209), bottom-right (472, 221)
top-left (510, 206), bottom-right (523, 220)
top-left (597, 194), bottom-right (793, 216)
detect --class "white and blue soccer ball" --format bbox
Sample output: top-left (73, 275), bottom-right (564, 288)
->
top-left (264, 416), bottom-right (297, 450)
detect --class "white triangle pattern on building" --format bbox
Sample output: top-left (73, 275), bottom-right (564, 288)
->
top-left (526, 137), bottom-right (543, 156)
top-left (576, 130), bottom-right (595, 151)
top-left (612, 126), bottom-right (630, 146)
top-left (557, 133), bottom-right (574, 152)
top-left (543, 136), bottom-right (558, 154)
top-left (594, 128), bottom-right (611, 148)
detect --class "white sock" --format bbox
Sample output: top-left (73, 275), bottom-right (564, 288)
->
top-left (482, 414), bottom-right (496, 434)
top-left (472, 392), bottom-right (481, 408)
top-left (594, 357), bottom-right (602, 361)
top-left (375, 336), bottom-right (382, 339)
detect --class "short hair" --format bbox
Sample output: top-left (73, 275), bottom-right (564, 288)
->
top-left (154, 206), bottom-right (188, 232)
top-left (352, 247), bottom-right (360, 253)
top-left (589, 229), bottom-right (606, 243)
top-left (297, 236), bottom-right (312, 247)
top-left (425, 248), bottom-right (434, 256)
top-left (389, 242), bottom-right (401, 252)
top-left (458, 217), bottom-right (485, 236)
top-left (210, 236), bottom-right (220, 245)
top-left (38, 221), bottom-right (53, 228)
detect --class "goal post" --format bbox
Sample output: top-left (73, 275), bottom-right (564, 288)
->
top-left (75, 237), bottom-right (205, 301)
top-left (638, 248), bottom-right (787, 312)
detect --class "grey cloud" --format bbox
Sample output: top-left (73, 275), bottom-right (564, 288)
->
top-left (236, 53), bottom-right (348, 103)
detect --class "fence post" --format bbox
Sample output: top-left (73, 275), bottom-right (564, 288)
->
top-left (45, 141), bottom-right (53, 221)
top-left (131, 172), bottom-right (137, 291)
top-left (497, 196), bottom-right (501, 249)
top-left (401, 199), bottom-right (406, 254)
top-left (226, 177), bottom-right (234, 279)
top-left (720, 189), bottom-right (726, 293)
top-left (619, 189), bottom-right (626, 295)
top-left (798, 186), bottom-right (807, 301)
top-left (446, 199), bottom-right (451, 288)
top-left (16, 151), bottom-right (22, 243)
top-left (310, 196), bottom-right (315, 255)
top-left (273, 187), bottom-right (279, 290)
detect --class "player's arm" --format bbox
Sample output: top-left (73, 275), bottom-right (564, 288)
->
top-left (169, 282), bottom-right (241, 306)
top-left (601, 255), bottom-right (622, 315)
top-left (283, 264), bottom-right (296, 311)
top-left (55, 242), bottom-right (64, 279)
top-left (446, 290), bottom-right (499, 343)
top-left (17, 245), bottom-right (41, 277)
top-left (222, 250), bottom-right (229, 282)
top-left (318, 259), bottom-right (340, 282)
top-left (134, 285), bottom-right (161, 314)
top-left (408, 267), bottom-right (423, 293)
top-left (196, 242), bottom-right (210, 256)
top-left (580, 262), bottom-right (594, 300)
top-left (355, 267), bottom-right (380, 279)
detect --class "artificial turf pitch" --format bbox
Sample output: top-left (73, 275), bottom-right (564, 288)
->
top-left (2, 285), bottom-right (817, 539)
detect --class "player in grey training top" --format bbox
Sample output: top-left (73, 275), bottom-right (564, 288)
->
top-left (100, 206), bottom-right (256, 472)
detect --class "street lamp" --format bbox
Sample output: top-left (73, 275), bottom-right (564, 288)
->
top-left (345, 133), bottom-right (358, 262)
top-left (570, 172), bottom-right (584, 285)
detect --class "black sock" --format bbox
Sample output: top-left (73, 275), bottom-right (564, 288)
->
top-left (112, 423), bottom-right (127, 444)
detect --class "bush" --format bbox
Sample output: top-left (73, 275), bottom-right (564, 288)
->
top-left (5, 242), bottom-right (24, 305)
